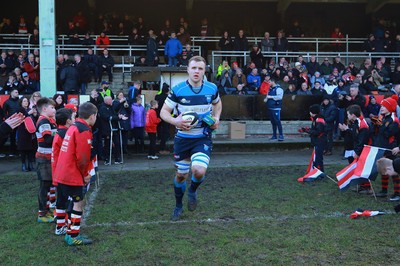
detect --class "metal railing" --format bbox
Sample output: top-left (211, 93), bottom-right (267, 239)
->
top-left (1, 33), bottom-right (366, 51)
top-left (0, 42), bottom-right (202, 58)
top-left (2, 33), bottom-right (398, 81)
top-left (211, 51), bottom-right (400, 75)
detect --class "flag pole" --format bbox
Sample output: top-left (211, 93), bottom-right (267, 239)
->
top-left (369, 180), bottom-right (377, 201)
top-left (326, 174), bottom-right (338, 184)
top-left (96, 172), bottom-right (100, 190)
top-left (364, 145), bottom-right (392, 152)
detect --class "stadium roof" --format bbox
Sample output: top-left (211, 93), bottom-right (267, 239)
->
top-left (182, 0), bottom-right (400, 14)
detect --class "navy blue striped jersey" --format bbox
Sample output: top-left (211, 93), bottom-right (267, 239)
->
top-left (164, 80), bottom-right (220, 138)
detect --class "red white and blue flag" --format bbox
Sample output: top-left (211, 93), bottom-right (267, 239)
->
top-left (354, 145), bottom-right (386, 181)
top-left (349, 208), bottom-right (386, 219)
top-left (336, 159), bottom-right (359, 191)
top-left (298, 149), bottom-right (326, 182)
top-left (305, 148), bottom-right (315, 174)
top-left (85, 155), bottom-right (98, 192)
top-left (298, 168), bottom-right (326, 182)
top-left (336, 145), bottom-right (386, 191)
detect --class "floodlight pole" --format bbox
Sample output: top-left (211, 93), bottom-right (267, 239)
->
top-left (39, 0), bottom-right (57, 97)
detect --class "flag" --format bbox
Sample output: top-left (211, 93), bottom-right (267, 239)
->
top-left (297, 168), bottom-right (326, 182)
top-left (298, 149), bottom-right (326, 182)
top-left (305, 148), bottom-right (315, 174)
top-left (335, 145), bottom-right (386, 191)
top-left (354, 145), bottom-right (386, 181)
top-left (336, 159), bottom-right (360, 191)
top-left (349, 208), bottom-right (386, 219)
top-left (85, 155), bottom-right (98, 192)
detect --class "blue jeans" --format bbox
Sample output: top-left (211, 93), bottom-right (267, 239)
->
top-left (268, 108), bottom-right (283, 137)
top-left (168, 56), bottom-right (178, 67)
top-left (80, 83), bottom-right (87, 95)
top-left (224, 87), bottom-right (236, 95)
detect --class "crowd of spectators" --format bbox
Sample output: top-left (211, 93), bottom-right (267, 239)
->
top-left (0, 80), bottom-right (171, 164)
top-left (1, 13), bottom-right (400, 113)
top-left (215, 54), bottom-right (400, 97)
top-left (0, 49), bottom-right (40, 94)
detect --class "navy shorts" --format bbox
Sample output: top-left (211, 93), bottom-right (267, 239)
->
top-left (173, 136), bottom-right (212, 161)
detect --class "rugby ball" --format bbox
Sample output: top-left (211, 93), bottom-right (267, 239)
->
top-left (181, 111), bottom-right (199, 127)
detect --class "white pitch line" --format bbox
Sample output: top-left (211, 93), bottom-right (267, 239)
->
top-left (81, 173), bottom-right (102, 227)
top-left (85, 210), bottom-right (396, 228)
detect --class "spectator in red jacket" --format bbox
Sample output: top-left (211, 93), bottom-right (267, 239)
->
top-left (95, 31), bottom-right (110, 49)
top-left (145, 100), bottom-right (161, 159)
top-left (23, 53), bottom-right (39, 81)
top-left (53, 102), bottom-right (98, 246)
top-left (331, 27), bottom-right (344, 52)
top-left (259, 74), bottom-right (271, 95)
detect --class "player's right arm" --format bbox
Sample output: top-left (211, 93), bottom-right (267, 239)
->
top-left (160, 104), bottom-right (191, 131)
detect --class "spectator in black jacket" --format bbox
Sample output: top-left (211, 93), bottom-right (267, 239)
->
top-left (146, 29), bottom-right (159, 66)
top-left (28, 29), bottom-right (39, 45)
top-left (233, 29), bottom-right (248, 68)
top-left (306, 56), bottom-right (320, 77)
top-left (60, 60), bottom-right (79, 95)
top-left (74, 54), bottom-right (90, 94)
top-left (332, 56), bottom-right (346, 75)
top-left (155, 83), bottom-right (170, 154)
top-left (321, 95), bottom-right (338, 155)
top-left (89, 88), bottom-right (104, 160)
top-left (219, 30), bottom-right (233, 65)
top-left (392, 65), bottom-right (400, 84)
top-left (338, 84), bottom-right (366, 114)
top-left (0, 51), bottom-right (14, 76)
top-left (20, 72), bottom-right (37, 94)
top-left (97, 48), bottom-right (114, 82)
top-left (99, 96), bottom-right (125, 165)
top-left (84, 48), bottom-right (98, 82)
top-left (82, 32), bottom-right (95, 46)
top-left (363, 34), bottom-right (377, 52)
top-left (250, 44), bottom-right (264, 70)
top-left (2, 73), bottom-right (21, 94)
top-left (113, 91), bottom-right (131, 154)
top-left (274, 30), bottom-right (288, 52)
top-left (68, 33), bottom-right (82, 45)
top-left (56, 54), bottom-right (67, 90)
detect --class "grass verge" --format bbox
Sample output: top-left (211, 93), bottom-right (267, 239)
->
top-left (1, 165), bottom-right (400, 265)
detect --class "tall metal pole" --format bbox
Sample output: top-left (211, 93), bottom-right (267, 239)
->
top-left (39, 0), bottom-right (57, 97)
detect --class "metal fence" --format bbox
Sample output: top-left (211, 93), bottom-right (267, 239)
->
top-left (1, 33), bottom-right (399, 79)
top-left (210, 51), bottom-right (400, 75)
top-left (0, 33), bottom-right (366, 52)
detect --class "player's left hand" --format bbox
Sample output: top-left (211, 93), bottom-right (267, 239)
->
top-left (84, 174), bottom-right (91, 185)
top-left (392, 147), bottom-right (400, 155)
top-left (210, 117), bottom-right (220, 129)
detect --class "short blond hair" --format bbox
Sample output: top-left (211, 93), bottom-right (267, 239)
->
top-left (189, 55), bottom-right (206, 66)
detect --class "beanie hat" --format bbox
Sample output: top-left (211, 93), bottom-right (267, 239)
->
top-left (65, 103), bottom-right (78, 113)
top-left (322, 94), bottom-right (331, 101)
top-left (309, 104), bottom-right (321, 115)
top-left (381, 95), bottom-right (399, 113)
